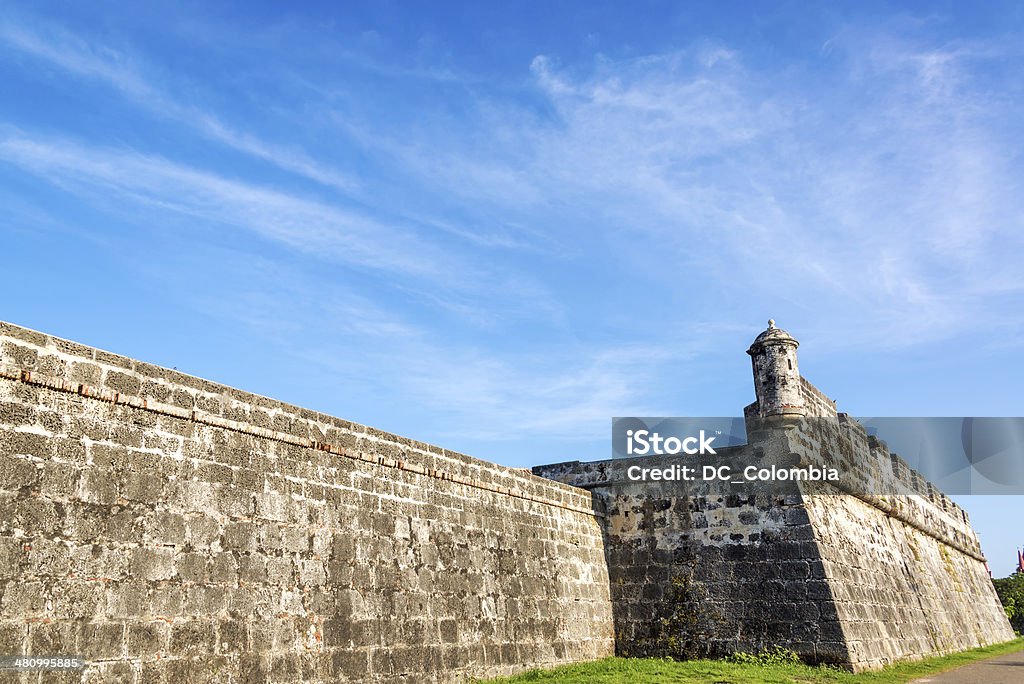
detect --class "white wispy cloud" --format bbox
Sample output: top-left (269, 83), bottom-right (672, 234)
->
top-left (2, 10), bottom-right (1022, 448)
top-left (343, 35), bottom-right (1024, 350)
top-left (0, 127), bottom-right (571, 335)
top-left (159, 244), bottom-right (729, 440)
top-left (0, 18), bottom-right (360, 194)
top-left (0, 130), bottom-right (444, 279)
top-left (301, 328), bottom-right (729, 441)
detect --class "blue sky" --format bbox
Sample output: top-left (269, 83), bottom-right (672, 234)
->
top-left (1, 2), bottom-right (1022, 573)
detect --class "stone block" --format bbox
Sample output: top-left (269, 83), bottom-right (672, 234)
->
top-left (175, 552), bottom-right (209, 583)
top-left (169, 619), bottom-right (216, 656)
top-left (52, 581), bottom-right (104, 620)
top-left (29, 621), bottom-right (77, 655)
top-left (103, 582), bottom-right (151, 619)
top-left (145, 511), bottom-right (187, 547)
top-left (1, 430), bottom-right (49, 459)
top-left (295, 559), bottom-right (326, 587)
top-left (69, 362), bottom-right (101, 385)
top-left (2, 342), bottom-right (38, 369)
top-left (25, 538), bottom-right (71, 577)
top-left (41, 461), bottom-right (80, 499)
top-left (119, 471), bottom-right (165, 503)
top-left (79, 470), bottom-right (118, 506)
top-left (8, 498), bottom-right (63, 536)
top-left (150, 585), bottom-right (183, 617)
top-left (79, 621), bottom-right (126, 659)
top-left (0, 621), bottom-right (27, 653)
top-left (52, 437), bottom-right (87, 464)
top-left (99, 507), bottom-right (142, 545)
top-left (130, 547), bottom-right (176, 582)
top-left (217, 618), bottom-right (248, 654)
top-left (103, 371), bottom-right (141, 396)
top-left (0, 453), bottom-right (41, 491)
top-left (183, 515), bottom-right (220, 549)
top-left (81, 661), bottom-right (134, 683)
top-left (0, 401), bottom-right (36, 427)
top-left (209, 553), bottom-right (238, 584)
top-left (237, 555), bottom-right (268, 584)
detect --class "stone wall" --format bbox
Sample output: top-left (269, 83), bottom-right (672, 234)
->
top-left (802, 493), bottom-right (1011, 669)
top-left (0, 322), bottom-right (614, 683)
top-left (536, 389), bottom-right (1016, 671)
top-left (786, 412), bottom-right (1013, 669)
top-left (0, 318), bottom-right (1014, 680)
top-left (799, 378), bottom-right (838, 419)
top-left (535, 450), bottom-right (851, 664)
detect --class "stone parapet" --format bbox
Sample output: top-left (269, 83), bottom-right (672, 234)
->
top-left (0, 321), bottom-right (614, 683)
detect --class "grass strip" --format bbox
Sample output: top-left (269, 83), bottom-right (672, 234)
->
top-left (478, 638), bottom-right (1024, 683)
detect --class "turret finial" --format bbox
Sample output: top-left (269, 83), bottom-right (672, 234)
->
top-left (768, 319), bottom-right (776, 329)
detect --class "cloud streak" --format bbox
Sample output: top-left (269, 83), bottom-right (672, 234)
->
top-left (0, 18), bottom-right (360, 194)
top-left (1, 8), bottom-right (1022, 451)
top-left (346, 35), bottom-right (1024, 349)
top-left (0, 130), bottom-right (445, 280)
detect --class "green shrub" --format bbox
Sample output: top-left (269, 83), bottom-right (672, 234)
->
top-left (726, 645), bottom-right (802, 666)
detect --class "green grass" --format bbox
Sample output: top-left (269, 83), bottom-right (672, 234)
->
top-left (477, 638), bottom-right (1024, 683)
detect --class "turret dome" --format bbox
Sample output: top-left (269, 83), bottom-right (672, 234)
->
top-left (748, 319), bottom-right (799, 355)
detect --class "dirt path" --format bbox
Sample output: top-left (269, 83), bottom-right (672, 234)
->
top-left (911, 648), bottom-right (1024, 683)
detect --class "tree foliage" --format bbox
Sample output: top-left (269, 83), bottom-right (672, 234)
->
top-left (993, 573), bottom-right (1024, 634)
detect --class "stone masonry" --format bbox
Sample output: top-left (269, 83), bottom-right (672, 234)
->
top-left (535, 321), bottom-right (1015, 671)
top-left (0, 320), bottom-right (1016, 681)
top-left (0, 321), bottom-right (613, 683)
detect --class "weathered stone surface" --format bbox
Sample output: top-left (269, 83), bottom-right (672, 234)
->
top-left (536, 322), bottom-right (1015, 671)
top-left (0, 321), bottom-right (614, 683)
top-left (0, 320), bottom-right (1013, 679)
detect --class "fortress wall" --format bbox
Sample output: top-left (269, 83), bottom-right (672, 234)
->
top-left (0, 322), bottom-right (614, 683)
top-left (787, 413), bottom-right (1015, 669)
top-left (792, 380), bottom-right (974, 539)
top-left (534, 454), bottom-right (851, 665)
top-left (802, 492), bottom-right (1015, 670)
top-left (536, 377), bottom-right (1016, 671)
top-left (787, 415), bottom-right (981, 558)
top-left (799, 379), bottom-right (838, 418)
